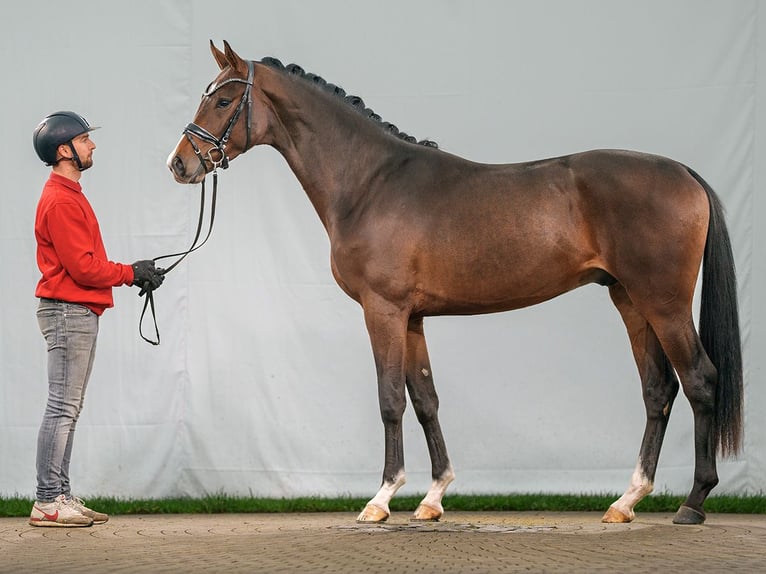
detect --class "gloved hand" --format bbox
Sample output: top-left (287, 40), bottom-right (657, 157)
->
top-left (132, 260), bottom-right (165, 292)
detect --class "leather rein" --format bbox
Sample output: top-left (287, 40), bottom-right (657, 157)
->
top-left (139, 60), bottom-right (255, 345)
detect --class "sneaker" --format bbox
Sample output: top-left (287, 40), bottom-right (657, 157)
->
top-left (29, 494), bottom-right (93, 527)
top-left (67, 496), bottom-right (109, 524)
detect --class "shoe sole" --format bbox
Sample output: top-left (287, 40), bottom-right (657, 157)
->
top-left (80, 512), bottom-right (108, 525)
top-left (29, 518), bottom-right (93, 527)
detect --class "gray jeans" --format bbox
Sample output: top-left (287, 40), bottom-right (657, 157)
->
top-left (35, 299), bottom-right (99, 502)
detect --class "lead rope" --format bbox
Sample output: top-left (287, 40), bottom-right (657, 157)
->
top-left (138, 170), bottom-right (219, 345)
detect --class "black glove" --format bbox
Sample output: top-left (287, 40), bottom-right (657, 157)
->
top-left (132, 260), bottom-right (165, 291)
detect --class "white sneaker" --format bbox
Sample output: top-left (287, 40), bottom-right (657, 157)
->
top-left (67, 496), bottom-right (109, 524)
top-left (29, 494), bottom-right (93, 527)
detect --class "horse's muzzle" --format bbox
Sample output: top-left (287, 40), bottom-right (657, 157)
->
top-left (167, 151), bottom-right (205, 184)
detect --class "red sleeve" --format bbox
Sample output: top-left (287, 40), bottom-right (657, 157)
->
top-left (45, 201), bottom-right (134, 288)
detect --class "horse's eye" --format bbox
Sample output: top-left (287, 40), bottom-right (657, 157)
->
top-left (216, 98), bottom-right (232, 109)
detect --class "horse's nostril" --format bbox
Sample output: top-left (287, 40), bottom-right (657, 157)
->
top-left (171, 155), bottom-right (184, 175)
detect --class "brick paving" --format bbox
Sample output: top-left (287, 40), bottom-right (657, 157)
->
top-left (1, 511), bottom-right (764, 573)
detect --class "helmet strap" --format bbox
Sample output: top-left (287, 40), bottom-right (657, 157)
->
top-left (66, 141), bottom-right (85, 171)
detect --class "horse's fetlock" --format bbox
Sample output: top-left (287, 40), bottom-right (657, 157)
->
top-left (696, 471), bottom-right (719, 491)
top-left (440, 465), bottom-right (456, 484)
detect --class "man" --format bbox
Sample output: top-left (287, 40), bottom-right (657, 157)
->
top-left (29, 111), bottom-right (164, 527)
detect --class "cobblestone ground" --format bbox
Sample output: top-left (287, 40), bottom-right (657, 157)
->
top-left (1, 511), bottom-right (764, 573)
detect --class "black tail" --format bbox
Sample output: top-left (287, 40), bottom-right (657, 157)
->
top-left (687, 167), bottom-right (743, 458)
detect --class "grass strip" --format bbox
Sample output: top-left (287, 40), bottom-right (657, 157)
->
top-left (1, 493), bottom-right (763, 518)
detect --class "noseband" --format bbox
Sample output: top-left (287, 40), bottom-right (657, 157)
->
top-left (183, 59), bottom-right (255, 171)
top-left (138, 60), bottom-right (255, 345)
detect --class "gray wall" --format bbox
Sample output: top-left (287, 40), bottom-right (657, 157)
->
top-left (1, 0), bottom-right (763, 499)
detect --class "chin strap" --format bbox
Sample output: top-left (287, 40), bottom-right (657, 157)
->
top-left (52, 145), bottom-right (85, 170)
top-left (67, 142), bottom-right (86, 171)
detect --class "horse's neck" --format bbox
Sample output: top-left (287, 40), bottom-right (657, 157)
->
top-left (264, 73), bottom-right (398, 233)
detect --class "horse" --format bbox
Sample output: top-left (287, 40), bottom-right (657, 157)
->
top-left (167, 40), bottom-right (743, 525)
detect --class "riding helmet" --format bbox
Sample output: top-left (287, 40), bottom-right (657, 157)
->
top-left (33, 111), bottom-right (100, 165)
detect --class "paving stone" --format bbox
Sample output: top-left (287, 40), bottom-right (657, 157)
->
top-left (1, 512), bottom-right (764, 573)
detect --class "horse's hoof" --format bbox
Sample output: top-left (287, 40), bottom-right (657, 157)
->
top-left (356, 504), bottom-right (389, 523)
top-left (673, 505), bottom-right (706, 525)
top-left (601, 506), bottom-right (633, 523)
top-left (411, 503), bottom-right (443, 522)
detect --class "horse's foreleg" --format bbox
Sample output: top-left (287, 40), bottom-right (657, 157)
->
top-left (603, 285), bottom-right (679, 523)
top-left (405, 318), bottom-right (454, 522)
top-left (356, 303), bottom-right (409, 524)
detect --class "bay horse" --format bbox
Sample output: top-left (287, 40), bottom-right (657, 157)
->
top-left (167, 41), bottom-right (743, 525)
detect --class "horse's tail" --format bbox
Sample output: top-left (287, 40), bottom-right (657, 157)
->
top-left (686, 166), bottom-right (744, 458)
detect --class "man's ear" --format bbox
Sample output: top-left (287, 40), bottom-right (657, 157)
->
top-left (57, 143), bottom-right (71, 160)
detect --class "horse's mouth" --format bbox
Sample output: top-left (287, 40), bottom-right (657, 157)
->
top-left (171, 169), bottom-right (205, 185)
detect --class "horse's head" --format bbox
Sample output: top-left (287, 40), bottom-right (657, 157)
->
top-left (168, 41), bottom-right (261, 184)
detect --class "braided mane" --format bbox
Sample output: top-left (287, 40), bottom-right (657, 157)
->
top-left (259, 57), bottom-right (438, 149)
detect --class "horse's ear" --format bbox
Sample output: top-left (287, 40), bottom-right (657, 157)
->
top-left (210, 40), bottom-right (228, 70)
top-left (222, 40), bottom-right (249, 76)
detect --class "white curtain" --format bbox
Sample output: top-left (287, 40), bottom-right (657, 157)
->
top-left (1, 0), bottom-right (763, 499)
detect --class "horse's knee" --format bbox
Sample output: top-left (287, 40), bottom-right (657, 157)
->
top-left (375, 369), bottom-right (408, 425)
top-left (378, 395), bottom-right (406, 425)
top-left (410, 394), bottom-right (439, 425)
top-left (406, 369), bottom-right (440, 424)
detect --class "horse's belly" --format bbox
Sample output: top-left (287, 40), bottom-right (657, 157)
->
top-left (412, 259), bottom-right (599, 316)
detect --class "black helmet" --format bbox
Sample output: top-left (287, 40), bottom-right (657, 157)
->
top-left (33, 111), bottom-right (99, 166)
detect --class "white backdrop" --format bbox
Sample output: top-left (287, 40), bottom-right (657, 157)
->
top-left (1, 0), bottom-right (764, 500)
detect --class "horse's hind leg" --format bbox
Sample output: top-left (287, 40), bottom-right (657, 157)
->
top-left (650, 317), bottom-right (719, 524)
top-left (603, 284), bottom-right (680, 523)
top-left (405, 317), bottom-right (454, 521)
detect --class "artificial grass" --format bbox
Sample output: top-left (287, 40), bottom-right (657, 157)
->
top-left (1, 493), bottom-right (763, 518)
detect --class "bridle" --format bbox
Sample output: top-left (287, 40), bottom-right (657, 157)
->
top-left (138, 60), bottom-right (255, 345)
top-left (183, 59), bottom-right (255, 171)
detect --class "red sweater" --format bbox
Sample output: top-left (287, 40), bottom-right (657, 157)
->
top-left (35, 172), bottom-right (134, 315)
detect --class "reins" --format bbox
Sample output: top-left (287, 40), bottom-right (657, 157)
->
top-left (138, 59), bottom-right (254, 345)
top-left (138, 170), bottom-right (218, 345)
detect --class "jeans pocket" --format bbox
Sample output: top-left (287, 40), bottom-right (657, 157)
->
top-left (64, 303), bottom-right (92, 317)
top-left (36, 305), bottom-right (59, 320)
top-left (37, 308), bottom-right (63, 351)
